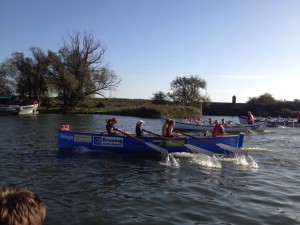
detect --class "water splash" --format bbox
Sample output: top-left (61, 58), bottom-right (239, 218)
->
top-left (246, 155), bottom-right (259, 168)
top-left (234, 154), bottom-right (259, 168)
top-left (246, 146), bottom-right (269, 152)
top-left (191, 154), bottom-right (222, 168)
top-left (168, 152), bottom-right (221, 168)
top-left (160, 154), bottom-right (180, 168)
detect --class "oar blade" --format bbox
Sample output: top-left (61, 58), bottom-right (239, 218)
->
top-left (184, 144), bottom-right (214, 157)
top-left (116, 128), bottom-right (169, 155)
top-left (216, 143), bottom-right (247, 155)
top-left (145, 142), bottom-right (169, 155)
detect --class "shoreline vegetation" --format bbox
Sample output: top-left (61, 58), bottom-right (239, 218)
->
top-left (39, 97), bottom-right (202, 118)
top-left (38, 97), bottom-right (300, 119)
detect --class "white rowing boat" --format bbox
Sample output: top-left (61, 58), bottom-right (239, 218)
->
top-left (18, 103), bottom-right (39, 115)
top-left (238, 116), bottom-right (300, 127)
top-left (161, 117), bottom-right (268, 133)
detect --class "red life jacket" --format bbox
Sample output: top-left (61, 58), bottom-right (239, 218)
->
top-left (212, 124), bottom-right (224, 137)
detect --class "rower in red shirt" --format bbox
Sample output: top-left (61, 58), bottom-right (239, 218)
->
top-left (212, 120), bottom-right (225, 137)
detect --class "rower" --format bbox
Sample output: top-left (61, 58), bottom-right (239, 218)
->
top-left (106, 117), bottom-right (118, 135)
top-left (212, 120), bottom-right (225, 137)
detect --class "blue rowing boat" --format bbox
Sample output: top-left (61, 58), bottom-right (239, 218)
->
top-left (58, 128), bottom-right (245, 156)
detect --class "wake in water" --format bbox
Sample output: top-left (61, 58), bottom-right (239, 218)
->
top-left (160, 152), bottom-right (258, 169)
top-left (73, 146), bottom-right (255, 169)
top-left (73, 146), bottom-right (93, 153)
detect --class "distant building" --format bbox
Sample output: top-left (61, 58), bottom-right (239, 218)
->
top-left (232, 95), bottom-right (236, 104)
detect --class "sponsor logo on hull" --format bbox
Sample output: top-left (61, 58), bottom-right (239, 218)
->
top-left (74, 134), bottom-right (92, 143)
top-left (60, 133), bottom-right (73, 141)
top-left (93, 136), bottom-right (124, 147)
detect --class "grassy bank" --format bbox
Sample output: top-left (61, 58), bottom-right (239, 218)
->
top-left (39, 97), bottom-right (202, 118)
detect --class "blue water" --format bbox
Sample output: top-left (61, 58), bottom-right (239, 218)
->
top-left (0, 114), bottom-right (299, 225)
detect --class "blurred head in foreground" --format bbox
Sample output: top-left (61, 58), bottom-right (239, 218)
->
top-left (0, 186), bottom-right (46, 225)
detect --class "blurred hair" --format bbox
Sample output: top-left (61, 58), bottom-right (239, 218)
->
top-left (0, 186), bottom-right (46, 225)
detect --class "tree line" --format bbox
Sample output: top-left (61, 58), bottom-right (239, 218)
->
top-left (0, 30), bottom-right (211, 112)
top-left (0, 31), bottom-right (121, 112)
top-left (2, 30), bottom-right (295, 115)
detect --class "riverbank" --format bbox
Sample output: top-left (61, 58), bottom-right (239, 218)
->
top-left (38, 97), bottom-right (202, 118)
top-left (38, 97), bottom-right (300, 118)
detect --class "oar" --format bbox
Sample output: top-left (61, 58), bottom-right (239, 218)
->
top-left (228, 121), bottom-right (258, 134)
top-left (227, 120), bottom-right (245, 126)
top-left (227, 120), bottom-right (251, 132)
top-left (115, 128), bottom-right (168, 155)
top-left (142, 129), bottom-right (215, 157)
top-left (175, 130), bottom-right (247, 155)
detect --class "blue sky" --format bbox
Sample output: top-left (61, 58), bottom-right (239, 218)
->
top-left (1, 0), bottom-right (299, 103)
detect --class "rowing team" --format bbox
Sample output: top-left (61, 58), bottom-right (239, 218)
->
top-left (182, 117), bottom-right (232, 126)
top-left (182, 117), bottom-right (211, 125)
top-left (162, 118), bottom-right (227, 138)
top-left (106, 117), bottom-right (226, 138)
top-left (106, 117), bottom-right (175, 137)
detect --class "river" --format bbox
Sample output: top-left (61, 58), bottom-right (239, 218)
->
top-left (0, 114), bottom-right (299, 225)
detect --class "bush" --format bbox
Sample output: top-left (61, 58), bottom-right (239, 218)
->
top-left (96, 101), bottom-right (106, 108)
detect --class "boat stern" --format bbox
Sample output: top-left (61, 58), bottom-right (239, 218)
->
top-left (238, 133), bottom-right (244, 148)
top-left (58, 130), bottom-right (76, 150)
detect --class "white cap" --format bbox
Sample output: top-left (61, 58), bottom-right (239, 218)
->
top-left (138, 120), bottom-right (145, 123)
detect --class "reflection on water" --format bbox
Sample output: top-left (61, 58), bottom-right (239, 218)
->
top-left (0, 115), bottom-right (299, 225)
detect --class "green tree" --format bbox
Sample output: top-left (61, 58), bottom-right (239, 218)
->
top-left (168, 75), bottom-right (210, 106)
top-left (151, 91), bottom-right (168, 104)
top-left (48, 31), bottom-right (121, 112)
top-left (29, 47), bottom-right (50, 100)
top-left (0, 62), bottom-right (14, 95)
top-left (247, 93), bottom-right (277, 105)
top-left (2, 48), bottom-right (49, 100)
top-left (12, 52), bottom-right (33, 98)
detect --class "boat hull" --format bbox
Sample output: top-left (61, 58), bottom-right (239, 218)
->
top-left (0, 103), bottom-right (39, 115)
top-left (238, 116), bottom-right (300, 127)
top-left (161, 117), bottom-right (267, 133)
top-left (19, 104), bottom-right (39, 115)
top-left (0, 105), bottom-right (20, 116)
top-left (58, 130), bottom-right (244, 155)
